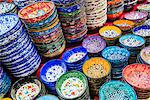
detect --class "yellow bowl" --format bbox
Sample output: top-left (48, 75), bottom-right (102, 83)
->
top-left (113, 20), bottom-right (135, 31)
top-left (83, 57), bottom-right (111, 79)
top-left (99, 26), bottom-right (122, 40)
top-left (1, 98), bottom-right (12, 100)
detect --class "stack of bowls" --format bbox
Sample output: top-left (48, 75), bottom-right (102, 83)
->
top-left (13, 0), bottom-right (40, 10)
top-left (144, 19), bottom-right (150, 25)
top-left (119, 34), bottom-right (145, 64)
top-left (40, 59), bottom-right (67, 94)
top-left (62, 46), bottom-right (88, 72)
top-left (53, 0), bottom-right (88, 43)
top-left (56, 71), bottom-right (90, 100)
top-left (107, 0), bottom-right (124, 19)
top-left (133, 25), bottom-right (150, 46)
top-left (37, 95), bottom-right (59, 100)
top-left (85, 0), bottom-right (107, 29)
top-left (99, 26), bottom-right (122, 46)
top-left (0, 67), bottom-right (11, 99)
top-left (113, 20), bottom-right (135, 32)
top-left (137, 4), bottom-right (150, 18)
top-left (11, 76), bottom-right (47, 100)
top-left (124, 0), bottom-right (137, 11)
top-left (0, 14), bottom-right (41, 77)
top-left (0, 2), bottom-right (17, 14)
top-left (82, 36), bottom-right (106, 57)
top-left (18, 1), bottom-right (66, 58)
top-left (124, 11), bottom-right (148, 26)
top-left (82, 57), bottom-right (111, 96)
top-left (123, 64), bottom-right (150, 99)
top-left (102, 46), bottom-right (130, 80)
top-left (99, 81), bottom-right (137, 100)
top-left (137, 46), bottom-right (150, 65)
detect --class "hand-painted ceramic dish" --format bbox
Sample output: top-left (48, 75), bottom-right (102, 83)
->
top-left (124, 11), bottom-right (148, 24)
top-left (123, 64), bottom-right (150, 90)
top-left (18, 1), bottom-right (55, 23)
top-left (82, 36), bottom-right (106, 53)
top-left (40, 59), bottom-right (67, 93)
top-left (140, 46), bottom-right (150, 65)
top-left (99, 81), bottom-right (137, 100)
top-left (62, 46), bottom-right (88, 64)
top-left (119, 34), bottom-right (145, 48)
top-left (56, 71), bottom-right (89, 99)
top-left (102, 46), bottom-right (130, 64)
top-left (0, 14), bottom-right (20, 39)
top-left (99, 26), bottom-right (122, 40)
top-left (113, 20), bottom-right (135, 31)
top-left (11, 76), bottom-right (47, 100)
top-left (36, 95), bottom-right (59, 100)
top-left (133, 25), bottom-right (150, 37)
top-left (83, 57), bottom-right (111, 79)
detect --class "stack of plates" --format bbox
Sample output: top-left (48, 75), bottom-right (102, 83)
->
top-left (144, 19), bottom-right (150, 25)
top-left (119, 34), bottom-right (145, 64)
top-left (0, 2), bottom-right (17, 14)
top-left (82, 36), bottom-right (106, 57)
top-left (0, 67), bottom-right (11, 99)
top-left (62, 46), bottom-right (88, 72)
top-left (124, 0), bottom-right (137, 11)
top-left (99, 26), bottom-right (122, 46)
top-left (13, 0), bottom-right (40, 10)
top-left (37, 95), bottom-right (59, 100)
top-left (82, 57), bottom-right (111, 96)
top-left (137, 4), bottom-right (150, 18)
top-left (0, 14), bottom-right (41, 77)
top-left (137, 46), bottom-right (150, 65)
top-left (133, 25), bottom-right (150, 46)
top-left (113, 20), bottom-right (135, 32)
top-left (124, 11), bottom-right (148, 26)
top-left (18, 1), bottom-right (66, 58)
top-left (123, 64), bottom-right (150, 99)
top-left (107, 0), bottom-right (124, 19)
top-left (99, 81), bottom-right (137, 100)
top-left (56, 71), bottom-right (90, 100)
top-left (11, 76), bottom-right (47, 100)
top-left (40, 59), bottom-right (67, 94)
top-left (53, 0), bottom-right (88, 43)
top-left (102, 46), bottom-right (130, 79)
top-left (85, 0), bottom-right (107, 29)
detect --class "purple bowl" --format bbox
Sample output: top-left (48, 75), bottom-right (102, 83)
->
top-left (82, 36), bottom-right (106, 53)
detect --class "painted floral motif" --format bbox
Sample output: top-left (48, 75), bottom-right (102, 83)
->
top-left (61, 77), bottom-right (85, 99)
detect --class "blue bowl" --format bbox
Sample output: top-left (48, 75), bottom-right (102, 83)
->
top-left (119, 34), bottom-right (145, 49)
top-left (40, 59), bottom-right (67, 87)
top-left (99, 81), bottom-right (137, 100)
top-left (102, 46), bottom-right (130, 64)
top-left (62, 46), bottom-right (88, 64)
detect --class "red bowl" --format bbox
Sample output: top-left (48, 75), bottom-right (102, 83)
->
top-left (18, 1), bottom-right (55, 23)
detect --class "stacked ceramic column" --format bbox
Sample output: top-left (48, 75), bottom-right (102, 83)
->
top-left (85, 0), bottom-right (107, 29)
top-left (53, 0), bottom-right (88, 43)
top-left (18, 1), bottom-right (66, 58)
top-left (0, 14), bottom-right (41, 77)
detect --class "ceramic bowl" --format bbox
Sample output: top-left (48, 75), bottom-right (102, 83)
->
top-left (56, 71), bottom-right (88, 99)
top-left (113, 20), bottom-right (135, 31)
top-left (99, 81), bottom-right (137, 100)
top-left (140, 46), bottom-right (150, 65)
top-left (83, 57), bottom-right (111, 79)
top-left (18, 1), bottom-right (55, 23)
top-left (11, 76), bottom-right (47, 100)
top-left (82, 36), bottom-right (106, 54)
